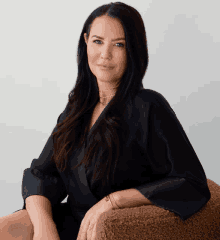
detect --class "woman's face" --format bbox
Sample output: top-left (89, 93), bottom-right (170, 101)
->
top-left (84, 15), bottom-right (127, 86)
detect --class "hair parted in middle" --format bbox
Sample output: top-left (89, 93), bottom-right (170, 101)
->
top-left (50, 2), bottom-right (149, 194)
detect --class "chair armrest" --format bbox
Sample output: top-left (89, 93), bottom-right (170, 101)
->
top-left (95, 193), bottom-right (220, 240)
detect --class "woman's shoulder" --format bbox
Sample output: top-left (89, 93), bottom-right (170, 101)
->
top-left (137, 88), bottom-right (167, 104)
top-left (136, 88), bottom-right (174, 114)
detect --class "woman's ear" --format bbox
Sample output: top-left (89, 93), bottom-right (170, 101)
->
top-left (84, 33), bottom-right (88, 45)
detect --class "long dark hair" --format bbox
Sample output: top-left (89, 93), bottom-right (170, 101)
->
top-left (51, 2), bottom-right (149, 189)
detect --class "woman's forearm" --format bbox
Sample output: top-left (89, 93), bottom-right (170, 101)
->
top-left (26, 195), bottom-right (54, 226)
top-left (26, 195), bottom-right (60, 239)
top-left (34, 220), bottom-right (60, 240)
top-left (111, 188), bottom-right (153, 209)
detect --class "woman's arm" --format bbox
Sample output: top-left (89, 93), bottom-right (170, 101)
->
top-left (110, 188), bottom-right (153, 209)
top-left (26, 195), bottom-right (60, 239)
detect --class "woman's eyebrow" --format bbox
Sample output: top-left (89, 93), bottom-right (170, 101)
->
top-left (92, 35), bottom-right (125, 41)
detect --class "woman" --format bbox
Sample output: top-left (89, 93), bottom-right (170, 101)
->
top-left (0, 2), bottom-right (211, 240)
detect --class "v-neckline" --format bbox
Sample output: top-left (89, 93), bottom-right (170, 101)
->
top-left (87, 98), bottom-right (113, 138)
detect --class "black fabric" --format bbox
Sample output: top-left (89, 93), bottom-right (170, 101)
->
top-left (15, 87), bottom-right (211, 236)
top-left (52, 202), bottom-right (80, 240)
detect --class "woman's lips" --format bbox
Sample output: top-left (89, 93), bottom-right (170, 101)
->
top-left (98, 65), bottom-right (113, 69)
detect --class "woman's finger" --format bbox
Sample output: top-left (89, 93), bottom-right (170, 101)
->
top-left (87, 221), bottom-right (95, 239)
top-left (91, 223), bottom-right (98, 240)
top-left (77, 218), bottom-right (89, 240)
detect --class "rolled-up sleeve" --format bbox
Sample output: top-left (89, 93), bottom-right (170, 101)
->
top-left (135, 92), bottom-right (211, 221)
top-left (21, 103), bottom-right (70, 210)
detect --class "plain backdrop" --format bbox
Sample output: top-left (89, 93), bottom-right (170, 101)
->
top-left (0, 0), bottom-right (219, 218)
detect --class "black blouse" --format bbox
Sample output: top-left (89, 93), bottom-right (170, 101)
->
top-left (21, 88), bottom-right (211, 223)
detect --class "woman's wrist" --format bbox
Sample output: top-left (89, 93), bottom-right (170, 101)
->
top-left (34, 218), bottom-right (59, 238)
top-left (110, 189), bottom-right (153, 209)
top-left (108, 193), bottom-right (121, 209)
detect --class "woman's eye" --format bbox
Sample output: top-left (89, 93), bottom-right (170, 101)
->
top-left (93, 40), bottom-right (124, 48)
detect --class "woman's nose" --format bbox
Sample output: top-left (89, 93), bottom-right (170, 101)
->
top-left (101, 47), bottom-right (112, 59)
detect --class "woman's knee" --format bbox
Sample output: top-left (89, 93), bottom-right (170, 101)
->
top-left (0, 210), bottom-right (34, 240)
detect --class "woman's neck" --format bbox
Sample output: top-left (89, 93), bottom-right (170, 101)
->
top-left (97, 81), bottom-right (119, 105)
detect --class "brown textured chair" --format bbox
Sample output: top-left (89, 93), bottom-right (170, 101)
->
top-left (95, 179), bottom-right (220, 240)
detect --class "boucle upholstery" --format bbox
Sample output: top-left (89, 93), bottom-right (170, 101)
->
top-left (95, 179), bottom-right (220, 240)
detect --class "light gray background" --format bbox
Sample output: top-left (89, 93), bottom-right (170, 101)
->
top-left (0, 0), bottom-right (219, 218)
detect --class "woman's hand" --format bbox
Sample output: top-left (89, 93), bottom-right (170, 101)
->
top-left (77, 196), bottom-right (114, 240)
